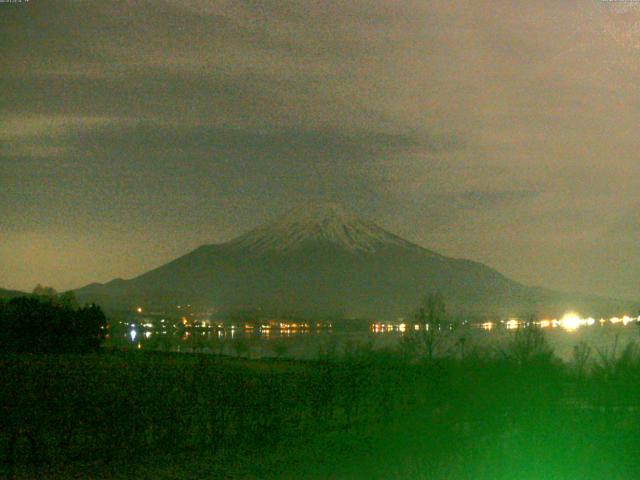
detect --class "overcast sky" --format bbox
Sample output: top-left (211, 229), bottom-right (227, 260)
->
top-left (1, 0), bottom-right (639, 299)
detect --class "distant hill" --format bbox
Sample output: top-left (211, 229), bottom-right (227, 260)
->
top-left (0, 288), bottom-right (27, 299)
top-left (75, 203), bottom-right (636, 319)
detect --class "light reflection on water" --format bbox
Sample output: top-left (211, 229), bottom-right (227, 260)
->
top-left (114, 314), bottom-right (640, 362)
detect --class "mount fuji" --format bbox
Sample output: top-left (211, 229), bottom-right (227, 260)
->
top-left (75, 203), bottom-right (632, 319)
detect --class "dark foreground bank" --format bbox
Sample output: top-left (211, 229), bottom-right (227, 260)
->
top-left (2, 333), bottom-right (640, 479)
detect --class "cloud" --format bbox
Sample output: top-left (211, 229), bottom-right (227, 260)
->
top-left (2, 0), bottom-right (640, 298)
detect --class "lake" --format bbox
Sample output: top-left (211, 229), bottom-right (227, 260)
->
top-left (110, 314), bottom-right (640, 362)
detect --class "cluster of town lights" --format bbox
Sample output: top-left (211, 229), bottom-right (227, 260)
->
top-left (131, 306), bottom-right (638, 340)
top-left (372, 313), bottom-right (640, 334)
top-left (482, 313), bottom-right (639, 332)
top-left (127, 308), bottom-right (333, 343)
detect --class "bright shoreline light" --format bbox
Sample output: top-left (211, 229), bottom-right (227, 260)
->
top-left (505, 319), bottom-right (519, 330)
top-left (536, 312), bottom-right (639, 332)
top-left (366, 313), bottom-right (640, 335)
top-left (559, 312), bottom-right (581, 332)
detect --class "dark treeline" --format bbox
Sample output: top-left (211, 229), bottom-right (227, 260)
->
top-left (0, 292), bottom-right (107, 354)
top-left (2, 327), bottom-right (640, 479)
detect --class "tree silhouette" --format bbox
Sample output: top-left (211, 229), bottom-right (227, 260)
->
top-left (32, 284), bottom-right (58, 298)
top-left (0, 295), bottom-right (107, 353)
top-left (402, 292), bottom-right (447, 361)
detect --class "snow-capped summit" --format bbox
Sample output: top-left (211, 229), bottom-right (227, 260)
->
top-left (228, 202), bottom-right (415, 254)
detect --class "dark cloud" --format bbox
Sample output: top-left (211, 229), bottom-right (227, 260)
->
top-left (2, 0), bottom-right (640, 299)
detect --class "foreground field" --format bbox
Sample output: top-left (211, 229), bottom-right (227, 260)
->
top-left (2, 335), bottom-right (640, 479)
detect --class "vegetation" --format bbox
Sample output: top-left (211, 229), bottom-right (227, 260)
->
top-left (0, 290), bottom-right (107, 354)
top-left (2, 291), bottom-right (639, 478)
top-left (401, 291), bottom-right (449, 360)
top-left (2, 327), bottom-right (640, 479)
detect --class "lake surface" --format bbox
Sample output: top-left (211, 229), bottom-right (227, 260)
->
top-left (110, 315), bottom-right (640, 362)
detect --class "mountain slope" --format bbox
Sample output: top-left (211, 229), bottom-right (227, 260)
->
top-left (75, 203), bottom-right (634, 319)
top-left (0, 288), bottom-right (27, 299)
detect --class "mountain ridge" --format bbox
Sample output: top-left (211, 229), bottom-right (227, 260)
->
top-left (75, 203), bottom-right (636, 319)
top-left (0, 288), bottom-right (27, 299)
